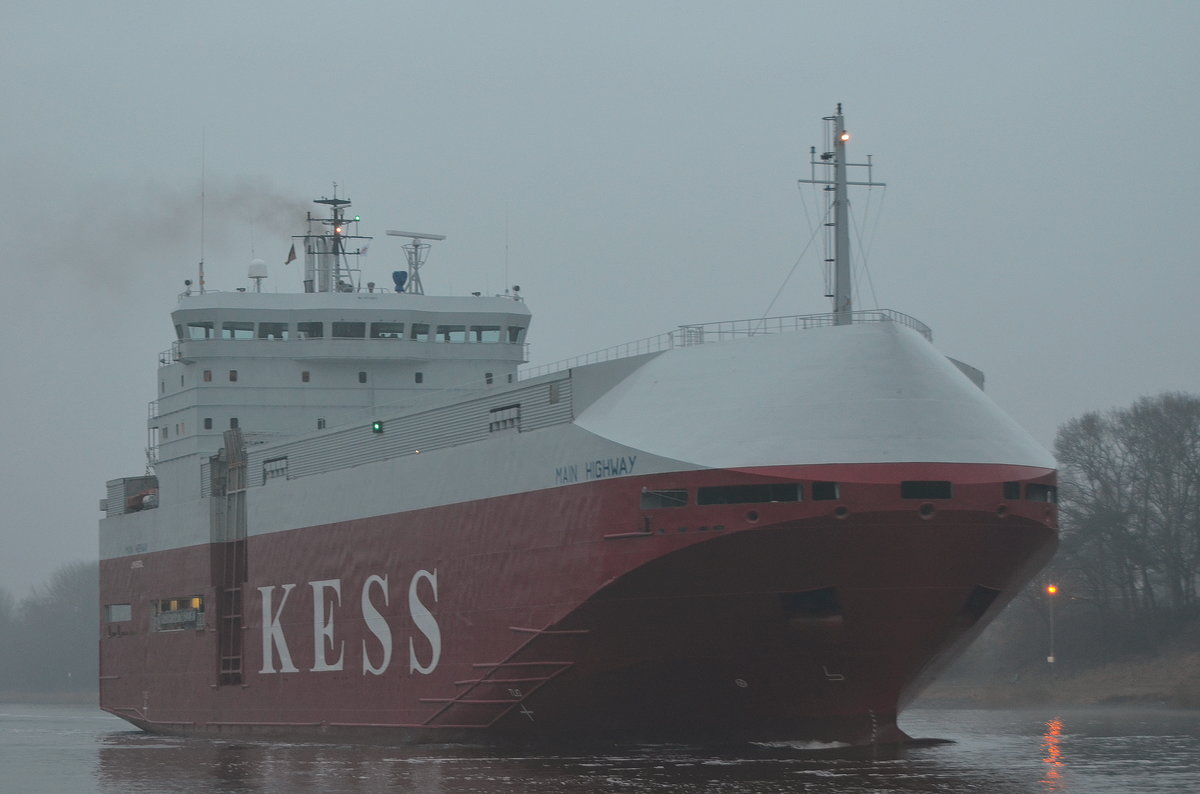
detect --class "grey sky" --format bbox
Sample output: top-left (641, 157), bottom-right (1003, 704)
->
top-left (2, 1), bottom-right (1198, 596)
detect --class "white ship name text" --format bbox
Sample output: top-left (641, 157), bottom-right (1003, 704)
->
top-left (257, 568), bottom-right (441, 677)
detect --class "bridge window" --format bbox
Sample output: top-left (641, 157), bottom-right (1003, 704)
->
top-left (229, 370), bottom-right (238, 382)
top-left (221, 321), bottom-right (254, 340)
top-left (371, 322), bottom-right (405, 339)
top-left (104, 604), bottom-right (132, 622)
top-left (507, 326), bottom-right (526, 343)
top-left (332, 322), bottom-right (366, 339)
top-left (471, 325), bottom-right (501, 342)
top-left (203, 370), bottom-right (212, 382)
top-left (230, 417), bottom-right (239, 429)
top-left (411, 323), bottom-right (430, 341)
top-left (437, 325), bottom-right (467, 342)
top-left (258, 322), bottom-right (288, 339)
top-left (1003, 482), bottom-right (1021, 500)
top-left (187, 321), bottom-right (214, 340)
top-left (298, 321), bottom-right (323, 339)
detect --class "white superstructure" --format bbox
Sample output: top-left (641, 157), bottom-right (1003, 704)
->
top-left (146, 194), bottom-right (530, 507)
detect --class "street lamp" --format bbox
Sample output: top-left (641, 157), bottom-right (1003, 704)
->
top-left (1045, 584), bottom-right (1058, 668)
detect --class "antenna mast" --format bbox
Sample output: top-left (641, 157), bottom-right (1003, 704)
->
top-left (295, 185), bottom-right (372, 293)
top-left (797, 104), bottom-right (885, 325)
top-left (199, 130), bottom-right (206, 294)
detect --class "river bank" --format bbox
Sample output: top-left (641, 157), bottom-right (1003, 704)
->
top-left (915, 646), bottom-right (1200, 709)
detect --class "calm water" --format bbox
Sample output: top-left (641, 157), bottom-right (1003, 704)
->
top-left (1, 703), bottom-right (1198, 793)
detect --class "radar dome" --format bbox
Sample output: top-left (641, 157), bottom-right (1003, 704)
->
top-left (248, 259), bottom-right (269, 280)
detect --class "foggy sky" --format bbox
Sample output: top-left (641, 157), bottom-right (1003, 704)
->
top-left (2, 1), bottom-right (1198, 596)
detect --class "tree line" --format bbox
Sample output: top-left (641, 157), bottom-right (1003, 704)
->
top-left (950, 391), bottom-right (1200, 680)
top-left (1054, 391), bottom-right (1200, 623)
top-left (0, 560), bottom-right (97, 695)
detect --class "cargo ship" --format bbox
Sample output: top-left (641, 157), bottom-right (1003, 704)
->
top-left (98, 107), bottom-right (1057, 746)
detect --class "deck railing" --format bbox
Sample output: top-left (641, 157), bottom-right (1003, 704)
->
top-left (519, 309), bottom-right (931, 380)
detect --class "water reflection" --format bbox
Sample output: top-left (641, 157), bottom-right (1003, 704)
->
top-left (76, 707), bottom-right (1200, 793)
top-left (94, 733), bottom-right (1039, 794)
top-left (1041, 716), bottom-right (1065, 792)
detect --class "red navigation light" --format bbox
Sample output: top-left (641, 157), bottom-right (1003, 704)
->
top-left (839, 131), bottom-right (850, 142)
top-left (1046, 584), bottom-right (1058, 596)
top-left (335, 225), bottom-right (344, 234)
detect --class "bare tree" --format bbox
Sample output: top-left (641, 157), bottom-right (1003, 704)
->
top-left (1055, 392), bottom-right (1200, 618)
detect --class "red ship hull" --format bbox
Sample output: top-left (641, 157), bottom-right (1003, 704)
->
top-left (100, 462), bottom-right (1056, 745)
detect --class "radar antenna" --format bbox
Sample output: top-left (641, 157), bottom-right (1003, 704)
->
top-left (386, 230), bottom-right (446, 296)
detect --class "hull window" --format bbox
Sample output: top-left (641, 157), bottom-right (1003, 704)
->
top-left (1026, 484), bottom-right (1058, 503)
top-left (489, 404), bottom-right (521, 432)
top-left (958, 585), bottom-right (1001, 626)
top-left (811, 481), bottom-right (839, 501)
top-left (698, 483), bottom-right (801, 505)
top-left (780, 587), bottom-right (842, 619)
top-left (901, 481), bottom-right (952, 499)
top-left (152, 596), bottom-right (205, 632)
top-left (640, 489), bottom-right (688, 509)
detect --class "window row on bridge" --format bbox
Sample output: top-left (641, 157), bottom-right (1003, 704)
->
top-left (179, 321), bottom-right (526, 343)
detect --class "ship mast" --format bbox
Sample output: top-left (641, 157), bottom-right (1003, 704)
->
top-left (295, 186), bottom-right (372, 293)
top-left (798, 104), bottom-right (885, 325)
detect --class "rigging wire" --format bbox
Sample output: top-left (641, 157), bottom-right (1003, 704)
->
top-left (850, 205), bottom-right (879, 310)
top-left (759, 204), bottom-right (828, 321)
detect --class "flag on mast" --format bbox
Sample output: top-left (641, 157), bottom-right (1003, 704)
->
top-left (285, 244), bottom-right (297, 265)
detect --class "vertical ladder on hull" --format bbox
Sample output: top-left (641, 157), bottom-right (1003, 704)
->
top-left (212, 430), bottom-right (248, 685)
top-left (419, 626), bottom-right (587, 728)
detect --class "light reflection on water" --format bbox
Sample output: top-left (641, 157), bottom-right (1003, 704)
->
top-left (1, 704), bottom-right (1198, 793)
top-left (1041, 715), bottom-right (1065, 792)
